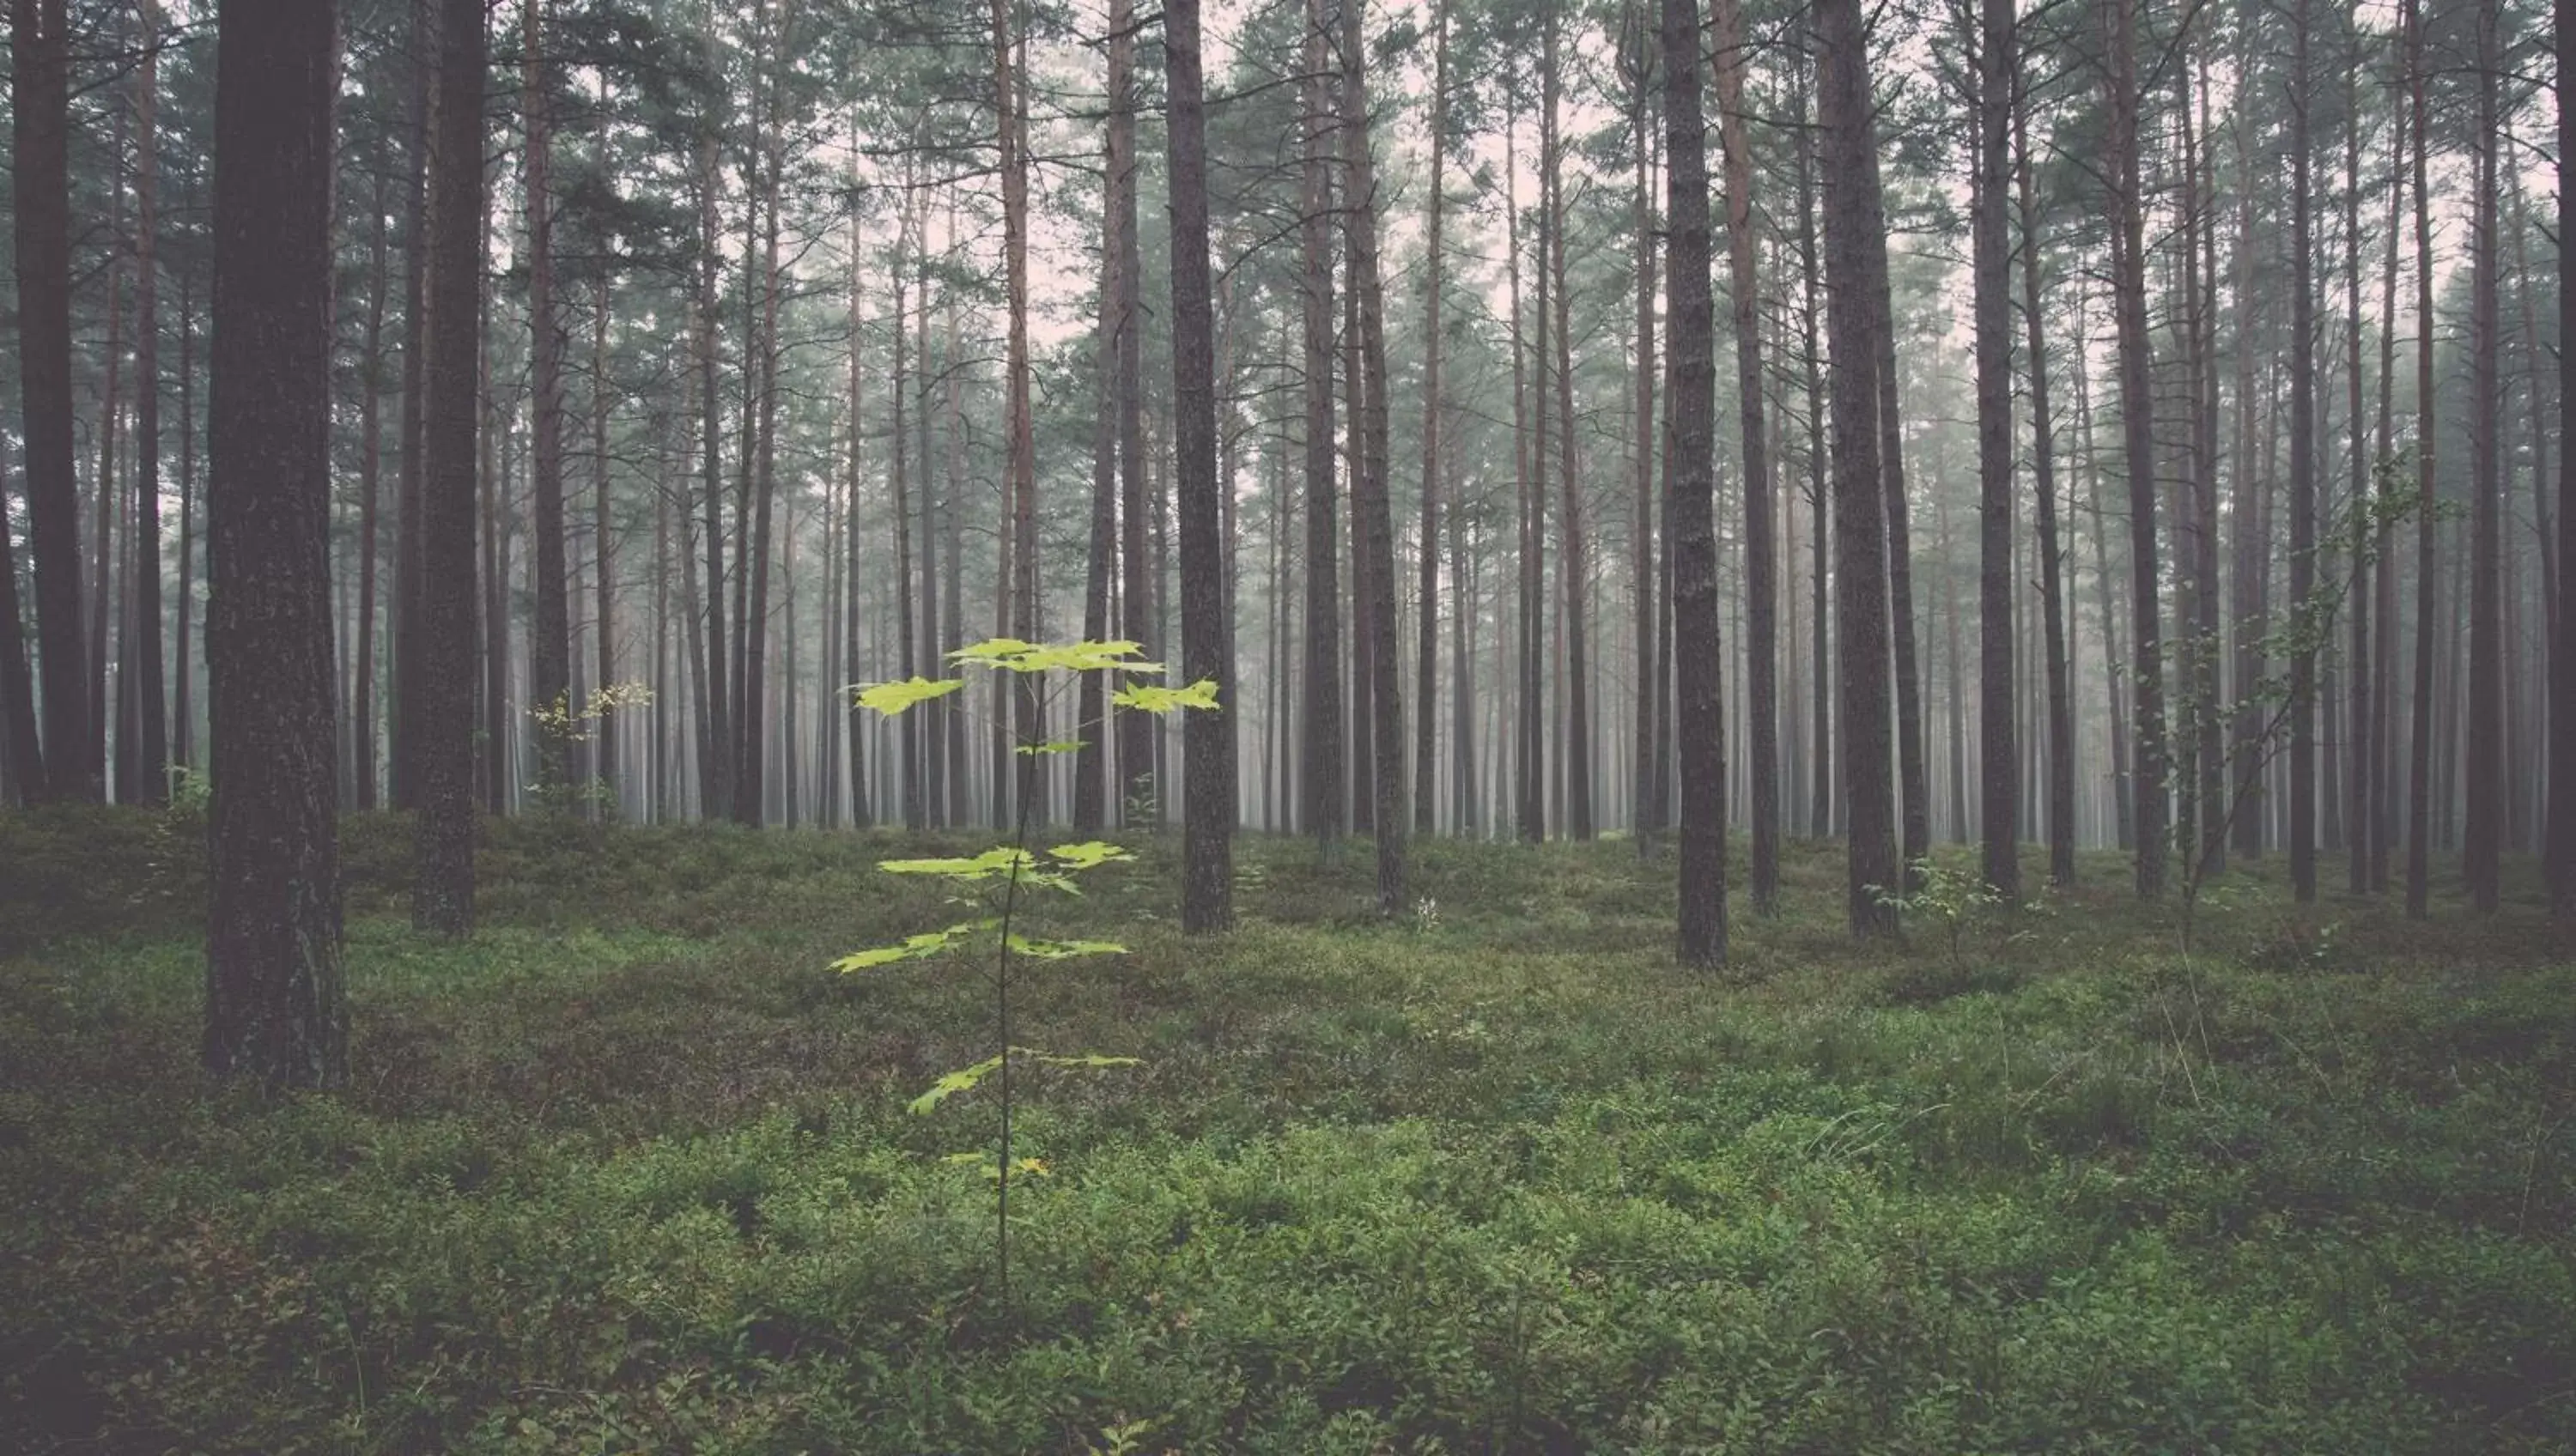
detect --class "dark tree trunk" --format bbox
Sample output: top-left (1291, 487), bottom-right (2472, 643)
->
top-left (2552, 0), bottom-right (2576, 916)
top-left (1165, 0), bottom-right (1232, 932)
top-left (1340, 0), bottom-right (1406, 907)
top-left (414, 0), bottom-right (488, 935)
top-left (1623, 14), bottom-right (1657, 853)
top-left (2404, 0), bottom-right (2435, 917)
top-left (524, 0), bottom-right (572, 796)
top-left (392, 9), bottom-right (429, 809)
top-left (2015, 70), bottom-right (2075, 888)
top-left (204, 0), bottom-right (348, 1089)
top-left (1415, 0), bottom-right (1450, 839)
top-left (1076, 0), bottom-right (1135, 835)
top-left (128, 3), bottom-right (169, 808)
top-left (1299, 0), bottom-right (1342, 852)
top-left (593, 287), bottom-right (617, 810)
top-left (1972, 0), bottom-right (2018, 895)
top-left (12, 0), bottom-right (93, 803)
top-left (2107, 0), bottom-right (2168, 897)
top-left (1818, 0), bottom-right (1898, 936)
top-left (2463, 0), bottom-right (2502, 912)
top-left (1795, 52), bottom-right (1832, 839)
top-left (1667, 0), bottom-right (1729, 965)
top-left (2288, 0), bottom-right (2318, 901)
top-left (1714, 0), bottom-right (1776, 907)
top-left (1542, 4), bottom-right (1591, 842)
top-left (1, 453), bottom-right (44, 802)
top-left (355, 136), bottom-right (388, 813)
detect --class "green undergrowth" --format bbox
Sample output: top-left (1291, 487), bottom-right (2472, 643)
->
top-left (3, 808), bottom-right (2573, 1452)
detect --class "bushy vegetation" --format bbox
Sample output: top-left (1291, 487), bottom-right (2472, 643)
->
top-left (3, 810), bottom-right (2572, 1453)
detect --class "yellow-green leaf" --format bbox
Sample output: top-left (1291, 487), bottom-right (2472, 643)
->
top-left (1111, 678), bottom-right (1222, 715)
top-left (1048, 840), bottom-right (1135, 870)
top-left (856, 676), bottom-right (968, 716)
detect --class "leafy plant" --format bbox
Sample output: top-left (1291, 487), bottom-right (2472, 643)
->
top-left (841, 638), bottom-right (1216, 1307)
top-left (1871, 855), bottom-right (2004, 979)
top-left (526, 682), bottom-right (653, 818)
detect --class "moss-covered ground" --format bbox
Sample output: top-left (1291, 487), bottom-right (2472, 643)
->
top-left (3, 808), bottom-right (2572, 1453)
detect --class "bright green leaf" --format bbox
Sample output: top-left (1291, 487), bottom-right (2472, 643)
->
top-left (908, 1054), bottom-right (1006, 1115)
top-left (1111, 678), bottom-right (1222, 715)
top-left (856, 676), bottom-right (967, 716)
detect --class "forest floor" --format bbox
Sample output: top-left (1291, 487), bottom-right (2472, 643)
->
top-left (3, 807), bottom-right (2573, 1453)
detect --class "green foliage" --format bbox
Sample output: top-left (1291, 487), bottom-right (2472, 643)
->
top-left (4, 827), bottom-right (2573, 1451)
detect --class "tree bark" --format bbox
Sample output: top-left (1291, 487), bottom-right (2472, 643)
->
top-left (129, 0), bottom-right (170, 808)
top-left (1165, 0), bottom-right (1232, 932)
top-left (2463, 0), bottom-right (2502, 912)
top-left (2404, 0), bottom-right (2435, 917)
top-left (1667, 0), bottom-right (1729, 964)
top-left (1971, 0), bottom-right (2016, 895)
top-left (1299, 0), bottom-right (1342, 852)
top-left (524, 0), bottom-right (572, 797)
top-left (2014, 68), bottom-right (2075, 888)
top-left (415, 0), bottom-right (488, 934)
top-left (1414, 0), bottom-right (1450, 839)
top-left (204, 0), bottom-right (348, 1089)
top-left (2107, 0), bottom-right (2168, 897)
top-left (12, 0), bottom-right (92, 803)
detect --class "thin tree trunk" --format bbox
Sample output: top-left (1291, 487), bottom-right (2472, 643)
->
top-left (1415, 0), bottom-right (1450, 839)
top-left (1713, 0), bottom-right (1777, 906)
top-left (1666, 0), bottom-right (1729, 964)
top-left (415, 0), bottom-right (488, 934)
top-left (1818, 0), bottom-right (1897, 936)
top-left (2462, 0), bottom-right (2502, 912)
top-left (129, 1), bottom-right (169, 807)
top-left (2015, 66), bottom-right (2075, 888)
top-left (1971, 0), bottom-right (2017, 894)
top-left (1166, 0), bottom-right (1232, 931)
top-left (2404, 0), bottom-right (2435, 917)
top-left (1300, 0), bottom-right (1342, 852)
top-left (2107, 0), bottom-right (2168, 897)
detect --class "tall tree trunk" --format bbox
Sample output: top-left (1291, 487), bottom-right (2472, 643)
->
top-left (2462, 0), bottom-right (2502, 912)
top-left (1971, 0), bottom-right (2017, 895)
top-left (1299, 0), bottom-right (1342, 852)
top-left (1339, 0), bottom-right (1406, 907)
top-left (2107, 0), bottom-right (2168, 897)
top-left (1622, 9), bottom-right (1658, 853)
top-left (176, 250), bottom-right (197, 771)
top-left (1795, 51), bottom-right (1832, 839)
top-left (593, 285), bottom-right (617, 810)
top-left (2, 451), bottom-right (44, 801)
top-left (890, 179), bottom-right (921, 829)
top-left (1541, 3), bottom-right (1591, 842)
top-left (13, 0), bottom-right (93, 802)
top-left (129, 0), bottom-right (169, 808)
top-left (2344, 48), bottom-right (2372, 895)
top-left (2403, 0), bottom-right (2435, 917)
top-left (392, 3), bottom-right (430, 809)
top-left (416, 0), bottom-right (488, 934)
top-left (1415, 0), bottom-right (1450, 839)
top-left (695, 54), bottom-right (731, 822)
top-left (1667, 0), bottom-right (1729, 965)
top-left (204, 0), bottom-right (347, 1088)
top-left (1166, 0), bottom-right (1232, 932)
top-left (1713, 0), bottom-right (1775, 906)
top-left (524, 0), bottom-right (572, 798)
top-left (994, 0), bottom-right (1041, 822)
top-left (2552, 0), bottom-right (2576, 915)
top-left (2015, 65), bottom-right (2076, 888)
top-left (2287, 0), bottom-right (2319, 900)
top-left (354, 135), bottom-right (387, 812)
top-left (1077, 0), bottom-right (1134, 835)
